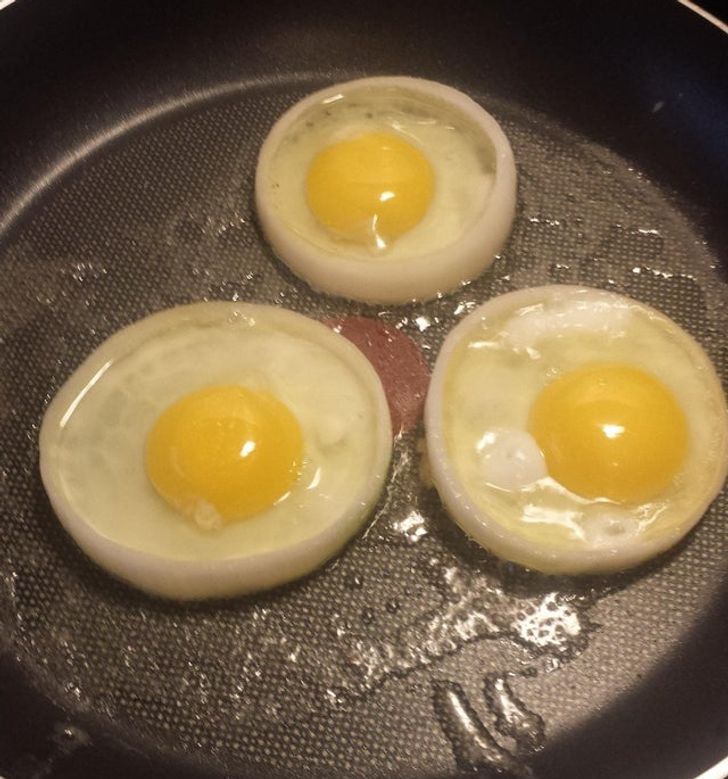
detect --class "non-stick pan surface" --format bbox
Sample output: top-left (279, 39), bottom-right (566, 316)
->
top-left (1, 1), bottom-right (727, 778)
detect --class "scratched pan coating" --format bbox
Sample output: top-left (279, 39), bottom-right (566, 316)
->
top-left (0, 4), bottom-right (727, 779)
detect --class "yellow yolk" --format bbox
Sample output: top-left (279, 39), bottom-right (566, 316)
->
top-left (306, 132), bottom-right (434, 247)
top-left (529, 363), bottom-right (688, 503)
top-left (145, 386), bottom-right (303, 524)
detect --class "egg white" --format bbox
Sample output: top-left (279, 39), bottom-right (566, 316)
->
top-left (255, 76), bottom-right (517, 304)
top-left (425, 285), bottom-right (728, 574)
top-left (40, 303), bottom-right (392, 599)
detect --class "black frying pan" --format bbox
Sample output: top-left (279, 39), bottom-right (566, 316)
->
top-left (1, 1), bottom-right (727, 778)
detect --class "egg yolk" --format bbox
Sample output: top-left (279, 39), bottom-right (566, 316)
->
top-left (529, 363), bottom-right (688, 503)
top-left (306, 132), bottom-right (434, 247)
top-left (145, 386), bottom-right (304, 524)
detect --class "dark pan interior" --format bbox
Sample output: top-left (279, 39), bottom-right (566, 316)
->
top-left (1, 2), bottom-right (727, 778)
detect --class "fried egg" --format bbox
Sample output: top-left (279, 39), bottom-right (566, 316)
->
top-left (425, 286), bottom-right (728, 574)
top-left (255, 76), bottom-right (517, 304)
top-left (39, 303), bottom-right (392, 599)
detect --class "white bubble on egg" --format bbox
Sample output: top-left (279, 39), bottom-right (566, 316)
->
top-left (425, 285), bottom-right (728, 574)
top-left (475, 428), bottom-right (548, 491)
top-left (39, 303), bottom-right (392, 600)
top-left (255, 76), bottom-right (517, 304)
top-left (580, 507), bottom-right (641, 548)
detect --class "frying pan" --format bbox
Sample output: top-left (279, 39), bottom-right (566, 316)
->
top-left (1, 1), bottom-right (727, 777)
